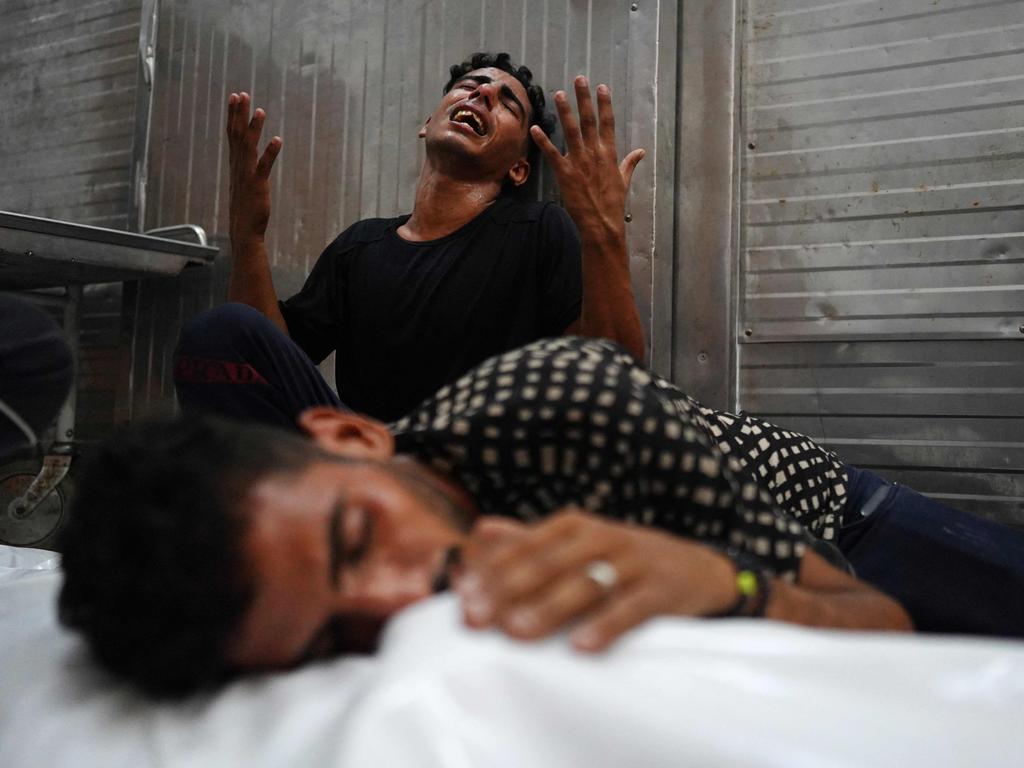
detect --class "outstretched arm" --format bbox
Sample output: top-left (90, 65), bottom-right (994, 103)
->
top-left (225, 92), bottom-right (288, 334)
top-left (459, 510), bottom-right (912, 651)
top-left (532, 77), bottom-right (646, 363)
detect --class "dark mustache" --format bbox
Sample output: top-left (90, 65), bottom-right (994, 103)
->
top-left (431, 545), bottom-right (463, 593)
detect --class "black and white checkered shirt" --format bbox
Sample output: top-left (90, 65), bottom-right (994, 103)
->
top-left (392, 338), bottom-right (848, 579)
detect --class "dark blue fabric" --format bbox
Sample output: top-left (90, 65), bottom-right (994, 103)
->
top-left (0, 293), bottom-right (74, 458)
top-left (173, 303), bottom-right (345, 432)
top-left (839, 465), bottom-right (1024, 638)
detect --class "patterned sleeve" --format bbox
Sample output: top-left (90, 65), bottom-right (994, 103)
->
top-left (606, 356), bottom-right (811, 578)
top-left (395, 338), bottom-right (811, 579)
top-left (690, 405), bottom-right (849, 541)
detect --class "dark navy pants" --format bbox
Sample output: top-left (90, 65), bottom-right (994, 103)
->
top-left (173, 303), bottom-right (345, 432)
top-left (839, 465), bottom-right (1024, 638)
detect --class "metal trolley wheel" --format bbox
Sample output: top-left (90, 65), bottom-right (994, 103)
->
top-left (0, 460), bottom-right (72, 550)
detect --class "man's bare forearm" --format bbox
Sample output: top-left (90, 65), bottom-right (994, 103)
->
top-left (224, 92), bottom-right (287, 334)
top-left (576, 222), bottom-right (646, 363)
top-left (768, 581), bottom-right (913, 631)
top-left (227, 234), bottom-right (289, 335)
top-left (764, 550), bottom-right (914, 631)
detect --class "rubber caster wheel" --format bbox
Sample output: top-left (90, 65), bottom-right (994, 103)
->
top-left (0, 460), bottom-right (72, 551)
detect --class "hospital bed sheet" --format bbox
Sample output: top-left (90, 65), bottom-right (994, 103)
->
top-left (1, 545), bottom-right (1021, 768)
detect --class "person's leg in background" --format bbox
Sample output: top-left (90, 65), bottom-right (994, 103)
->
top-left (0, 294), bottom-right (74, 458)
top-left (838, 465), bottom-right (1024, 638)
top-left (173, 303), bottom-right (345, 431)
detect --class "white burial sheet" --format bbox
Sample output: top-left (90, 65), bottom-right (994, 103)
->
top-left (1, 545), bottom-right (1022, 767)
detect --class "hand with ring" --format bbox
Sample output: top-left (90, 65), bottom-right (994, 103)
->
top-left (458, 507), bottom-right (742, 652)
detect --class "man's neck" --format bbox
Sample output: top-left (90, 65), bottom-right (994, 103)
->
top-left (397, 163), bottom-right (504, 242)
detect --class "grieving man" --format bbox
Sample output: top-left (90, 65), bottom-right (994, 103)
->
top-left (61, 335), bottom-right (1024, 698)
top-left (175, 53), bottom-right (646, 424)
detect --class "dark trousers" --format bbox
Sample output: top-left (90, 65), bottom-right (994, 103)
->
top-left (173, 303), bottom-right (345, 432)
top-left (839, 465), bottom-right (1024, 638)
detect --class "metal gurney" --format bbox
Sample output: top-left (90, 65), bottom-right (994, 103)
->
top-left (0, 211), bottom-right (218, 547)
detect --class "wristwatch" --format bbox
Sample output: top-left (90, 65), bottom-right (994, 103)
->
top-left (709, 546), bottom-right (772, 618)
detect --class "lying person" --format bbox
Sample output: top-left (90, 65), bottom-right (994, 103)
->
top-left (59, 336), bottom-right (1024, 698)
top-left (176, 52), bottom-right (646, 424)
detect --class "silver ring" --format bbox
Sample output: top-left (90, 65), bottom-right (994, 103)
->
top-left (585, 560), bottom-right (619, 593)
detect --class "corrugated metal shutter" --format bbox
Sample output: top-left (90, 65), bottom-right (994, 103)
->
top-left (740, 0), bottom-right (1024, 524)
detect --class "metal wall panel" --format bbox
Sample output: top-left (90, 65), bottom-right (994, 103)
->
top-left (0, 0), bottom-right (142, 229)
top-left (737, 0), bottom-right (1024, 525)
top-left (0, 0), bottom-right (143, 441)
top-left (742, 0), bottom-right (1024, 341)
top-left (741, 339), bottom-right (1024, 524)
top-left (129, 0), bottom-right (675, 419)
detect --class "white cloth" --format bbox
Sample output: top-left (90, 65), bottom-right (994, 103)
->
top-left (1, 546), bottom-right (1022, 767)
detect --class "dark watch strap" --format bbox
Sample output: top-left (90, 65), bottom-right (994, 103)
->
top-left (708, 546), bottom-right (773, 618)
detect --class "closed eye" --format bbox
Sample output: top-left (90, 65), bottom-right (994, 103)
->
top-left (298, 506), bottom-right (375, 666)
top-left (342, 506), bottom-right (372, 566)
top-left (452, 79), bottom-right (523, 120)
top-left (328, 502), bottom-right (371, 590)
top-left (499, 84), bottom-right (525, 122)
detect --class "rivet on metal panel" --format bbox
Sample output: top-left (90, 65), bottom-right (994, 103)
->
top-left (743, 328), bottom-right (753, 337)
top-left (697, 352), bottom-right (708, 363)
top-left (1018, 324), bottom-right (1024, 335)
top-left (631, 3), bottom-right (638, 11)
top-left (624, 213), bottom-right (633, 222)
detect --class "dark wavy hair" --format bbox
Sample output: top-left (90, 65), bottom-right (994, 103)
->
top-left (58, 415), bottom-right (324, 698)
top-left (444, 52), bottom-right (555, 188)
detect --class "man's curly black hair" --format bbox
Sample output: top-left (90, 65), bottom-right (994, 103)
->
top-left (58, 415), bottom-right (325, 699)
top-left (443, 52), bottom-right (556, 182)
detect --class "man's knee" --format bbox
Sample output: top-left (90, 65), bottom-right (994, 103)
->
top-left (176, 303), bottom-right (282, 360)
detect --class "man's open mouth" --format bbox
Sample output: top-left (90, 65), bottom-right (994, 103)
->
top-left (450, 109), bottom-right (487, 136)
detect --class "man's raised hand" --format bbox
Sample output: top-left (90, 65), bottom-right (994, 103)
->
top-left (531, 77), bottom-right (648, 363)
top-left (530, 77), bottom-right (645, 237)
top-left (226, 92), bottom-right (282, 242)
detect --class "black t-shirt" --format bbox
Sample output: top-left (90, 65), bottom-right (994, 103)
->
top-left (279, 198), bottom-right (582, 421)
